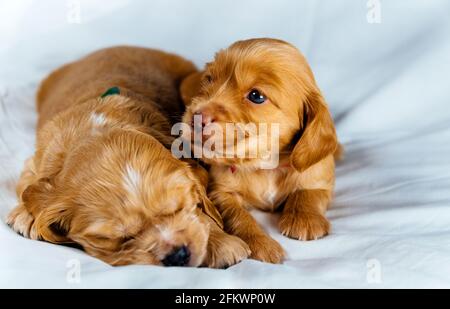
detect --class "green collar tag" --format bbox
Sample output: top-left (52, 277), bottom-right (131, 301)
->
top-left (101, 86), bottom-right (120, 98)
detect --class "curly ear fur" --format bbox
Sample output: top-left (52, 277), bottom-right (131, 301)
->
top-left (180, 71), bottom-right (204, 107)
top-left (21, 178), bottom-right (72, 243)
top-left (198, 189), bottom-right (224, 229)
top-left (290, 89), bottom-right (338, 172)
top-left (185, 166), bottom-right (223, 229)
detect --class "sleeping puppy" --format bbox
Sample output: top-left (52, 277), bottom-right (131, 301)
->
top-left (7, 46), bottom-right (249, 267)
top-left (181, 38), bottom-right (340, 263)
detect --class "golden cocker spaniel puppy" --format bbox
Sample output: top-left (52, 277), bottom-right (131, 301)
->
top-left (181, 38), bottom-right (341, 263)
top-left (7, 46), bottom-right (249, 267)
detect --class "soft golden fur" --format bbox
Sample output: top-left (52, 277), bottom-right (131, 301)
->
top-left (181, 39), bottom-right (340, 263)
top-left (7, 46), bottom-right (249, 267)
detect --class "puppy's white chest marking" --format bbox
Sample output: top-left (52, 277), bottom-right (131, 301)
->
top-left (264, 181), bottom-right (278, 205)
top-left (239, 169), bottom-right (288, 211)
top-left (258, 172), bottom-right (286, 210)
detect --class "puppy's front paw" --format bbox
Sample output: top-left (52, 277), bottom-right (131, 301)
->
top-left (279, 210), bottom-right (330, 241)
top-left (245, 234), bottom-right (285, 264)
top-left (6, 205), bottom-right (38, 239)
top-left (205, 232), bottom-right (251, 268)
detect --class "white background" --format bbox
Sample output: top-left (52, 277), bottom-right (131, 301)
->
top-left (0, 0), bottom-right (449, 288)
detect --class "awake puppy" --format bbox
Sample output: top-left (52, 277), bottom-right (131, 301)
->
top-left (7, 46), bottom-right (249, 267)
top-left (181, 39), bottom-right (340, 263)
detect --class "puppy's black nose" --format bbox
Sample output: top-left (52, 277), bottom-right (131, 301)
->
top-left (162, 245), bottom-right (191, 266)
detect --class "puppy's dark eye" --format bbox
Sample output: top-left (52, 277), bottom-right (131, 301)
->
top-left (247, 89), bottom-right (267, 104)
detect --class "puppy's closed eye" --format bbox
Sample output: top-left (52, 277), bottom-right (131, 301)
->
top-left (80, 233), bottom-right (136, 250)
top-left (204, 74), bottom-right (213, 84)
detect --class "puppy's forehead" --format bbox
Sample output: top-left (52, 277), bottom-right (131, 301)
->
top-left (220, 40), bottom-right (298, 65)
top-left (79, 166), bottom-right (198, 236)
top-left (209, 42), bottom-right (303, 86)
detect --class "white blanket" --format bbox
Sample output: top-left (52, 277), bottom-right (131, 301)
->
top-left (1, 0), bottom-right (449, 288)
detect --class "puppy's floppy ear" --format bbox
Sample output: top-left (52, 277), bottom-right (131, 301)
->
top-left (22, 178), bottom-right (72, 243)
top-left (186, 167), bottom-right (224, 229)
top-left (290, 88), bottom-right (338, 172)
top-left (198, 188), bottom-right (224, 229)
top-left (180, 71), bottom-right (204, 107)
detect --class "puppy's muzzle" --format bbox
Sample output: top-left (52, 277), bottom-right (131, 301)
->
top-left (192, 111), bottom-right (215, 129)
top-left (162, 245), bottom-right (191, 266)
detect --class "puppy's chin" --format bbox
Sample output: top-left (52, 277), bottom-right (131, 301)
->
top-left (83, 242), bottom-right (209, 267)
top-left (82, 244), bottom-right (208, 267)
